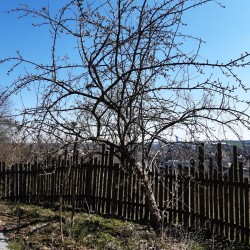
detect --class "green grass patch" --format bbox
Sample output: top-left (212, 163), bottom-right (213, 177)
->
top-left (0, 202), bottom-right (219, 249)
top-left (8, 239), bottom-right (24, 250)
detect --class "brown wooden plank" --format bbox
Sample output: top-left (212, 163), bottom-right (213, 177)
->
top-left (98, 145), bottom-right (106, 199)
top-left (118, 169), bottom-right (124, 217)
top-left (91, 162), bottom-right (98, 212)
top-left (67, 163), bottom-right (73, 205)
top-left (77, 160), bottom-right (84, 210)
top-left (14, 164), bottom-right (19, 203)
top-left (135, 173), bottom-right (140, 221)
top-left (139, 174), bottom-right (144, 221)
top-left (229, 161), bottom-right (235, 240)
top-left (209, 158), bottom-right (214, 232)
top-left (94, 159), bottom-right (100, 212)
top-left (199, 143), bottom-right (205, 228)
top-left (195, 171), bottom-right (199, 229)
top-left (101, 163), bottom-right (108, 213)
top-left (98, 161), bottom-right (105, 213)
top-left (224, 174), bottom-right (229, 239)
top-left (32, 162), bottom-right (36, 203)
top-left (233, 146), bottom-right (239, 242)
top-left (217, 143), bottom-right (224, 235)
top-left (178, 166), bottom-right (183, 225)
top-left (10, 164), bottom-right (15, 203)
top-left (123, 171), bottom-right (129, 218)
top-left (81, 162), bottom-right (88, 210)
top-left (0, 163), bottom-right (3, 199)
top-left (18, 164), bottom-right (23, 203)
top-left (85, 164), bottom-right (93, 213)
top-left (190, 165), bottom-right (195, 227)
top-left (127, 170), bottom-right (132, 219)
top-left (244, 178), bottom-right (249, 245)
top-left (106, 146), bottom-right (114, 214)
top-left (112, 163), bottom-right (119, 215)
top-left (183, 166), bottom-right (190, 228)
top-left (170, 168), bottom-right (176, 224)
top-left (106, 162), bottom-right (113, 214)
top-left (0, 163), bottom-right (2, 198)
top-left (58, 158), bottom-right (64, 204)
top-left (50, 162), bottom-right (56, 205)
top-left (25, 163), bottom-right (30, 204)
top-left (23, 164), bottom-right (27, 202)
top-left (144, 171), bottom-right (152, 221)
top-left (205, 172), bottom-right (210, 229)
top-left (5, 165), bottom-right (9, 201)
top-left (164, 168), bottom-right (169, 225)
top-left (239, 161), bottom-right (244, 242)
top-left (131, 172), bottom-right (137, 220)
top-left (213, 164), bottom-right (218, 235)
top-left (154, 168), bottom-right (159, 207)
top-left (159, 169), bottom-right (164, 211)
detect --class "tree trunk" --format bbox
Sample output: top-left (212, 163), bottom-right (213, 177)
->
top-left (135, 162), bottom-right (163, 234)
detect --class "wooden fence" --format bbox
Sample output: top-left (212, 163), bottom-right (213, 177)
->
top-left (0, 143), bottom-right (249, 245)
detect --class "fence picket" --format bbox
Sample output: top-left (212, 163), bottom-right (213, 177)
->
top-left (245, 178), bottom-right (249, 245)
top-left (217, 143), bottom-right (224, 235)
top-left (190, 165), bottom-right (195, 227)
top-left (224, 174), bottom-right (229, 239)
top-left (229, 162), bottom-right (235, 240)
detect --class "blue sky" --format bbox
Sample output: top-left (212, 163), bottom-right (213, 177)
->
top-left (185, 1), bottom-right (250, 62)
top-left (1, 1), bottom-right (250, 68)
top-left (0, 0), bottom-right (250, 139)
top-left (1, 0), bottom-right (250, 87)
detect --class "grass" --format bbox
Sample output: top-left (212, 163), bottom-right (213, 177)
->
top-left (0, 202), bottom-right (247, 249)
top-left (8, 239), bottom-right (24, 250)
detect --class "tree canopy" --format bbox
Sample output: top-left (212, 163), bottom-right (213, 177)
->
top-left (3, 1), bottom-right (250, 151)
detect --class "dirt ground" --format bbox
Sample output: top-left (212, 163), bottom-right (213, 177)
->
top-left (0, 203), bottom-right (89, 249)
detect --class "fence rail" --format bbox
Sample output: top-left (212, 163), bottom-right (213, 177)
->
top-left (0, 143), bottom-right (249, 244)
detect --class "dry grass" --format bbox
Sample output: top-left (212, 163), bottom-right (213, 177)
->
top-left (0, 202), bottom-right (241, 250)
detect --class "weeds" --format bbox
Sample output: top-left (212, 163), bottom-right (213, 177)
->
top-left (8, 239), bottom-right (24, 250)
top-left (2, 202), bottom-right (248, 249)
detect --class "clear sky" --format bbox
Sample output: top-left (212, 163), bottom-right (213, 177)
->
top-left (0, 0), bottom-right (250, 139)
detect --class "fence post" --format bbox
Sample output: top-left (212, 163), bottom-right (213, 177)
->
top-left (19, 164), bottom-right (23, 203)
top-left (177, 163), bottom-right (183, 225)
top-left (244, 177), bottom-right (249, 245)
top-left (183, 166), bottom-right (190, 228)
top-left (199, 143), bottom-right (205, 228)
top-left (97, 144), bottom-right (105, 214)
top-left (112, 163), bottom-right (119, 215)
top-left (190, 159), bottom-right (195, 228)
top-left (10, 164), bottom-right (15, 203)
top-left (239, 161), bottom-right (244, 242)
top-left (106, 145), bottom-right (114, 214)
top-left (217, 143), bottom-right (224, 235)
top-left (233, 146), bottom-right (240, 241)
top-left (229, 150), bottom-right (234, 240)
top-left (84, 163), bottom-right (92, 213)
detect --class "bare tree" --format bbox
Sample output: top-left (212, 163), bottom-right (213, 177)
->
top-left (2, 0), bottom-right (250, 233)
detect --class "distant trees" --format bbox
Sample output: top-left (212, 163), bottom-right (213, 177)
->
top-left (0, 89), bottom-right (20, 163)
top-left (0, 89), bottom-right (17, 163)
top-left (0, 89), bottom-right (11, 141)
top-left (2, 0), bottom-right (250, 233)
top-left (0, 90), bottom-right (37, 164)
